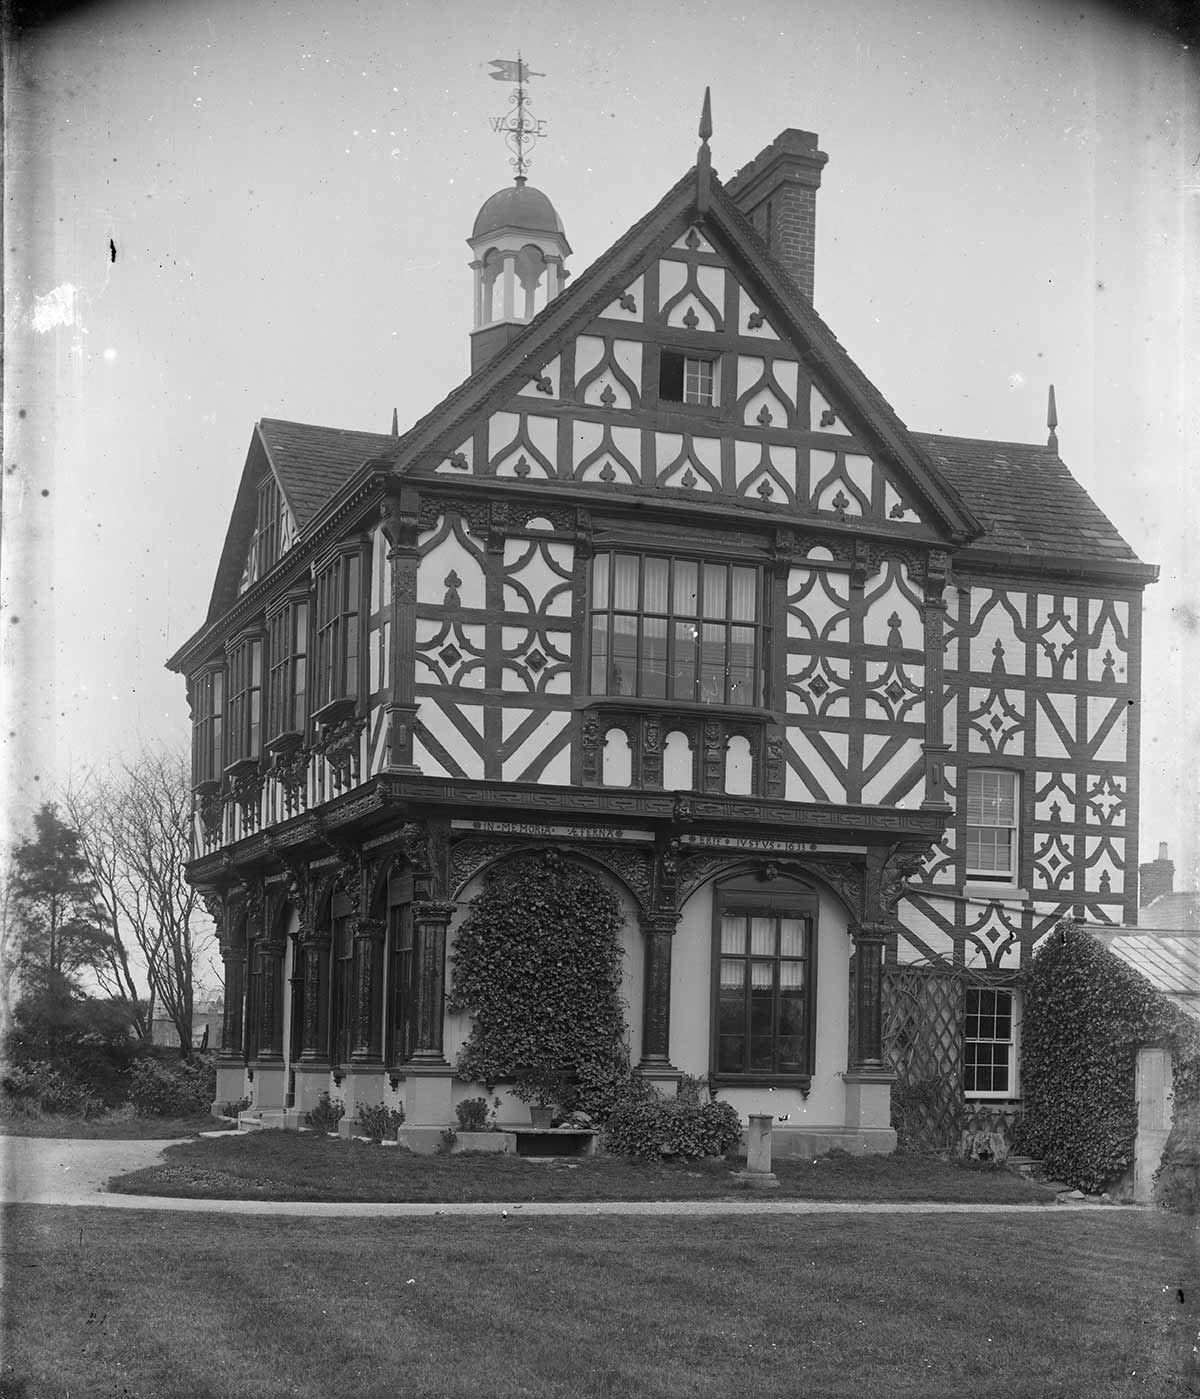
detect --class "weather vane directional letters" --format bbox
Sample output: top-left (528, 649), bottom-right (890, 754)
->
top-left (488, 55), bottom-right (546, 181)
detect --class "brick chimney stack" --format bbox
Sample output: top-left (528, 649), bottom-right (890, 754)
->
top-left (1139, 842), bottom-right (1175, 907)
top-left (726, 129), bottom-right (828, 303)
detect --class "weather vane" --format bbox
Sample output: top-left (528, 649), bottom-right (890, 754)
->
top-left (488, 55), bottom-right (547, 183)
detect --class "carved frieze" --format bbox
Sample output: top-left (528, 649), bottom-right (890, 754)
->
top-left (314, 715), bottom-right (366, 792)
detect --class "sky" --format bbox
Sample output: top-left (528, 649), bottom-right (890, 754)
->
top-left (4, 0), bottom-right (1198, 898)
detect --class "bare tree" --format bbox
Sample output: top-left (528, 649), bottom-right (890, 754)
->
top-left (63, 748), bottom-right (212, 1056)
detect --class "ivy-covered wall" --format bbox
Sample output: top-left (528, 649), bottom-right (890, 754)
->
top-left (447, 853), bottom-right (630, 1119)
top-left (1016, 924), bottom-right (1200, 1195)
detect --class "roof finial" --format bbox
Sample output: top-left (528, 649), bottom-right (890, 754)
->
top-left (1046, 383), bottom-right (1058, 451)
top-left (487, 54), bottom-right (546, 185)
top-left (696, 86), bottom-right (713, 214)
top-left (391, 407), bottom-right (399, 437)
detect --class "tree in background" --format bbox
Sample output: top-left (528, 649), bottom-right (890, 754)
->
top-left (10, 804), bottom-right (112, 992)
top-left (62, 748), bottom-right (212, 1058)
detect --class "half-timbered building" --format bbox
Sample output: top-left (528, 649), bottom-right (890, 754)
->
top-left (168, 121), bottom-right (1156, 1152)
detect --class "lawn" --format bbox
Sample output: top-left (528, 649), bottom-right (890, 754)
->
top-left (2, 1206), bottom-right (1195, 1398)
top-left (107, 1130), bottom-right (1059, 1204)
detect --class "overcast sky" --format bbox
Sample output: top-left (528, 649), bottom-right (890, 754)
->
top-left (4, 0), bottom-right (1197, 897)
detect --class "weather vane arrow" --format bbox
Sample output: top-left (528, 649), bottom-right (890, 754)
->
top-left (486, 54), bottom-right (547, 181)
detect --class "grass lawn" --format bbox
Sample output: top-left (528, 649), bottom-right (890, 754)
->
top-left (0, 1112), bottom-right (226, 1140)
top-left (2, 1206), bottom-right (1196, 1398)
top-left (106, 1130), bottom-right (1060, 1204)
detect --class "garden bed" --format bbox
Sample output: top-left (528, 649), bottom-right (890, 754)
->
top-left (107, 1130), bottom-right (1061, 1204)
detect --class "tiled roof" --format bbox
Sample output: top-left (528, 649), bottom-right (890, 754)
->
top-left (258, 419), bottom-right (397, 530)
top-left (913, 434), bottom-right (1139, 562)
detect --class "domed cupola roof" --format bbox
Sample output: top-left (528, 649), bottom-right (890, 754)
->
top-left (472, 179), bottom-right (565, 241)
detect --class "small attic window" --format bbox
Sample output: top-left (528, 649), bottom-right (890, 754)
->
top-left (660, 351), bottom-right (717, 407)
top-left (241, 475), bottom-right (290, 594)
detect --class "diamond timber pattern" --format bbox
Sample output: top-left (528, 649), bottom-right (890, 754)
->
top-left (883, 965), bottom-right (965, 1154)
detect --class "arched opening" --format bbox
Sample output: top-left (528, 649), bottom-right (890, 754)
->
top-left (662, 730), bottom-right (693, 790)
top-left (602, 727), bottom-right (632, 787)
top-left (515, 243), bottom-right (548, 319)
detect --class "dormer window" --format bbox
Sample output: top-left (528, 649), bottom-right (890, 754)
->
top-left (660, 350), bottom-right (717, 407)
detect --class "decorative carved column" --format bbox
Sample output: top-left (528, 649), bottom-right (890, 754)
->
top-left (410, 900), bottom-right (455, 1064)
top-left (380, 489), bottom-right (420, 771)
top-left (638, 909), bottom-right (679, 1068)
top-left (299, 931), bottom-right (331, 1061)
top-left (351, 916), bottom-right (387, 1062)
top-left (849, 922), bottom-right (888, 1069)
top-left (256, 939), bottom-right (286, 1061)
top-left (221, 947), bottom-right (247, 1059)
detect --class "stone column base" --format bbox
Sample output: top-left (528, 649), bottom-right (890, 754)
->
top-left (634, 1063), bottom-right (682, 1095)
top-left (338, 1066), bottom-right (386, 1137)
top-left (402, 1064), bottom-right (455, 1126)
top-left (211, 1061), bottom-right (249, 1117)
top-left (843, 1068), bottom-right (897, 1152)
top-left (250, 1063), bottom-right (287, 1112)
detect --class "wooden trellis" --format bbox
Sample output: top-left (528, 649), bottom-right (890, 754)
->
top-left (882, 964), bottom-right (967, 1154)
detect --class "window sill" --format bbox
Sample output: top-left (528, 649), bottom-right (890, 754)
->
top-left (579, 696), bottom-right (773, 722)
top-left (266, 730), bottom-right (305, 756)
top-left (963, 883), bottom-right (1029, 902)
top-left (710, 1074), bottom-right (812, 1091)
top-left (312, 697), bottom-right (358, 728)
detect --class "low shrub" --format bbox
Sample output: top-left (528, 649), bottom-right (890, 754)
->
top-left (356, 1102), bottom-right (405, 1141)
top-left (1154, 1100), bottom-right (1200, 1214)
top-left (603, 1092), bottom-right (742, 1160)
top-left (455, 1096), bottom-right (497, 1132)
top-left (218, 1097), bottom-right (251, 1119)
top-left (1, 1061), bottom-right (105, 1119)
top-left (305, 1093), bottom-right (345, 1133)
top-left (127, 1056), bottom-right (216, 1118)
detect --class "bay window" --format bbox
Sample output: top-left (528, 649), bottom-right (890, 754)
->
top-left (267, 593), bottom-right (309, 742)
top-left (313, 545), bottom-right (365, 718)
top-left (226, 632), bottom-right (264, 767)
top-left (191, 666), bottom-right (225, 787)
top-left (590, 552), bottom-right (763, 705)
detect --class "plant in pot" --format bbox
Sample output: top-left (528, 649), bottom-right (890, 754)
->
top-left (513, 1064), bottom-right (566, 1129)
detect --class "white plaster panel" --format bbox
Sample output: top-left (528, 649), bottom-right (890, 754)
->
top-left (575, 334), bottom-right (605, 381)
top-left (1035, 771), bottom-right (1076, 824)
top-left (810, 387), bottom-right (850, 435)
top-left (1087, 604), bottom-right (1129, 684)
top-left (724, 736), bottom-right (753, 795)
top-left (737, 285), bottom-right (778, 338)
top-left (418, 529), bottom-right (486, 608)
top-left (501, 710), bottom-right (572, 784)
top-left (1084, 835), bottom-right (1126, 895)
top-left (861, 736), bottom-right (924, 807)
top-left (1035, 693), bottom-right (1074, 761)
top-left (671, 227), bottom-right (713, 252)
top-left (435, 437), bottom-right (474, 475)
top-left (487, 411), bottom-right (520, 458)
top-left (602, 728), bottom-right (633, 787)
top-left (696, 264), bottom-right (724, 311)
top-left (1035, 594), bottom-right (1078, 680)
top-left (883, 479), bottom-right (918, 523)
top-left (1088, 697), bottom-right (1128, 763)
top-left (416, 701), bottom-right (484, 778)
top-left (863, 571), bottom-right (921, 648)
top-left (503, 541), bottom-right (573, 615)
top-left (895, 903), bottom-right (955, 962)
top-left (786, 570), bottom-right (850, 642)
top-left (737, 356), bottom-right (766, 399)
top-left (517, 354), bottom-right (561, 398)
top-left (369, 703), bottom-right (389, 777)
top-left (969, 591), bottom-right (1026, 675)
top-left (657, 259), bottom-right (687, 307)
top-left (599, 275), bottom-right (645, 321)
top-left (742, 385), bottom-right (790, 429)
top-left (785, 729), bottom-right (848, 803)
top-left (843, 453), bottom-right (874, 496)
top-left (809, 449), bottom-right (836, 493)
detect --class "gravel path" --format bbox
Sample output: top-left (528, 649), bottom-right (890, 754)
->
top-left (0, 1134), bottom-right (1105, 1217)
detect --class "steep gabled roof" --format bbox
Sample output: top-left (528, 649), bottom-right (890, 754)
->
top-left (203, 419), bottom-right (396, 627)
top-left (382, 166), bottom-right (985, 545)
top-left (914, 433), bottom-right (1141, 563)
